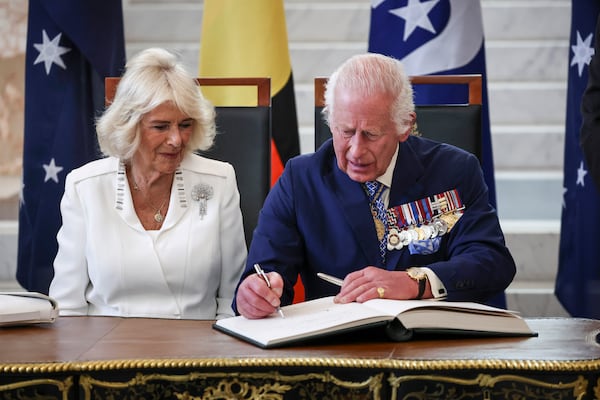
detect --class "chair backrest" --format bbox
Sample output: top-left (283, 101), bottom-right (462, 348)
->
top-left (314, 75), bottom-right (483, 161)
top-left (105, 77), bottom-right (271, 247)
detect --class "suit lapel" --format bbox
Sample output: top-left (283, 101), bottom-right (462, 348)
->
top-left (385, 139), bottom-right (426, 268)
top-left (388, 139), bottom-right (426, 206)
top-left (158, 167), bottom-right (188, 231)
top-left (325, 159), bottom-right (383, 264)
top-left (115, 160), bottom-right (146, 232)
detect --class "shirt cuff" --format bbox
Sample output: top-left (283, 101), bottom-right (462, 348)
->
top-left (420, 267), bottom-right (447, 299)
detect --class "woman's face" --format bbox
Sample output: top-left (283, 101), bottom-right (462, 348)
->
top-left (134, 101), bottom-right (193, 175)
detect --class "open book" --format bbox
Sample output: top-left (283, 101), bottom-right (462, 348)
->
top-left (214, 296), bottom-right (536, 348)
top-left (0, 292), bottom-right (59, 326)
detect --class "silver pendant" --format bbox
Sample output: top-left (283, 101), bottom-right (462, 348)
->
top-left (154, 212), bottom-right (164, 223)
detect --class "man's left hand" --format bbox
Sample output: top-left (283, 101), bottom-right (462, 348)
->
top-left (333, 266), bottom-right (431, 303)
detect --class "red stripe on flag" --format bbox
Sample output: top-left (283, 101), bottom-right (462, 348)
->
top-left (270, 140), bottom-right (284, 187)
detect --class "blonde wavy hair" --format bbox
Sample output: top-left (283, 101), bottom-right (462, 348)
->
top-left (96, 48), bottom-right (216, 161)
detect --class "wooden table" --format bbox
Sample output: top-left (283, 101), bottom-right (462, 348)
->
top-left (1, 317), bottom-right (599, 399)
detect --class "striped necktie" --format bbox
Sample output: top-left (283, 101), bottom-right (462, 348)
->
top-left (364, 181), bottom-right (388, 262)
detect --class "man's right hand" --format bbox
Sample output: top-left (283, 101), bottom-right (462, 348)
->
top-left (235, 272), bottom-right (284, 319)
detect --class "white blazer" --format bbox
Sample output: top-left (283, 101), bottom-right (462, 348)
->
top-left (49, 154), bottom-right (247, 319)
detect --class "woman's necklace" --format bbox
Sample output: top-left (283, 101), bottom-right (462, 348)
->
top-left (131, 176), bottom-right (169, 224)
top-left (151, 198), bottom-right (168, 223)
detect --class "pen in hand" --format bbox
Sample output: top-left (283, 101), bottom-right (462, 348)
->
top-left (253, 263), bottom-right (285, 318)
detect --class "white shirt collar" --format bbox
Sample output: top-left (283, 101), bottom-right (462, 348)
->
top-left (376, 143), bottom-right (399, 188)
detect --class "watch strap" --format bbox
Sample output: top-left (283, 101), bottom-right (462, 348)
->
top-left (414, 277), bottom-right (426, 300)
top-left (406, 267), bottom-right (427, 300)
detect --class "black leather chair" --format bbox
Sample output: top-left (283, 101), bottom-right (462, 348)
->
top-left (314, 75), bottom-right (483, 162)
top-left (105, 77), bottom-right (271, 248)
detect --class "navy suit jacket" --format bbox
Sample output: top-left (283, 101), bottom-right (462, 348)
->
top-left (234, 136), bottom-right (515, 311)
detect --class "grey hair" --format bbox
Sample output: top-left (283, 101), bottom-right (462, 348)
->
top-left (323, 53), bottom-right (415, 135)
top-left (96, 47), bottom-right (216, 160)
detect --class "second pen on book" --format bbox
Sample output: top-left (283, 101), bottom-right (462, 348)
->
top-left (317, 272), bottom-right (344, 287)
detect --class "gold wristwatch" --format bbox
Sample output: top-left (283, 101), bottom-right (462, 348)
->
top-left (406, 267), bottom-right (427, 300)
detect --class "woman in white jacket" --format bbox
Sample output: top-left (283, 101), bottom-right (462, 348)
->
top-left (49, 48), bottom-right (247, 319)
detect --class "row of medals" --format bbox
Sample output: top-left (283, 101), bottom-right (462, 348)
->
top-left (381, 211), bottom-right (462, 251)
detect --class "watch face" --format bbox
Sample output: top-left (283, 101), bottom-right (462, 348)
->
top-left (407, 268), bottom-right (427, 300)
top-left (408, 269), bottom-right (426, 281)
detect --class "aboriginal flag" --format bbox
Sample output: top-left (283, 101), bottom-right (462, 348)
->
top-left (199, 0), bottom-right (300, 186)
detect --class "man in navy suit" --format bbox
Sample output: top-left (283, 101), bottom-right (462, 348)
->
top-left (234, 53), bottom-right (515, 319)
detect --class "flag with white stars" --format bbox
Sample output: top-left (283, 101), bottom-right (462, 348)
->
top-left (368, 0), bottom-right (504, 308)
top-left (555, 1), bottom-right (600, 319)
top-left (368, 0), bottom-right (496, 209)
top-left (18, 0), bottom-right (125, 294)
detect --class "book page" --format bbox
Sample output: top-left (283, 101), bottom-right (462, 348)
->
top-left (362, 298), bottom-right (531, 334)
top-left (394, 308), bottom-right (531, 333)
top-left (216, 296), bottom-right (392, 346)
top-left (363, 298), bottom-right (520, 317)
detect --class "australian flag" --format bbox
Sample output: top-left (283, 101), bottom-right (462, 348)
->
top-left (368, 0), bottom-right (504, 308)
top-left (17, 0), bottom-right (126, 294)
top-left (555, 1), bottom-right (600, 319)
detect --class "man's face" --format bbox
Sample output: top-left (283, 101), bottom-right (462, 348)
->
top-left (330, 87), bottom-right (411, 182)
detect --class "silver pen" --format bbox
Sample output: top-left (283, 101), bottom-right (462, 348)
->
top-left (253, 263), bottom-right (285, 318)
top-left (317, 272), bottom-right (344, 287)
